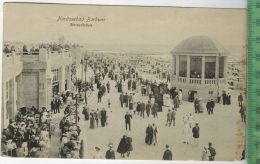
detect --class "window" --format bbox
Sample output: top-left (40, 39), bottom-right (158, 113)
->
top-left (52, 69), bottom-right (59, 82)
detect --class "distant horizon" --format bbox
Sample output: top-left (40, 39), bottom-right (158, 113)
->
top-left (4, 40), bottom-right (245, 59)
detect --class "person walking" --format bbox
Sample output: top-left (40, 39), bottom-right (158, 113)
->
top-left (95, 109), bottom-right (101, 128)
top-left (173, 95), bottom-right (180, 110)
top-left (238, 93), bottom-right (243, 107)
top-left (51, 98), bottom-right (55, 114)
top-left (140, 101), bottom-right (145, 118)
top-left (152, 123), bottom-right (158, 145)
top-left (152, 103), bottom-right (158, 118)
top-left (194, 98), bottom-right (200, 113)
top-left (124, 93), bottom-right (129, 108)
top-left (206, 100), bottom-right (211, 115)
top-left (82, 106), bottom-right (90, 121)
top-left (208, 142), bottom-right (216, 161)
top-left (55, 97), bottom-right (61, 113)
top-left (106, 81), bottom-right (110, 93)
top-left (178, 89), bottom-right (183, 105)
top-left (209, 99), bottom-right (215, 114)
top-left (166, 110), bottom-right (172, 127)
top-left (145, 124), bottom-right (153, 145)
top-left (146, 101), bottom-right (151, 117)
top-left (183, 116), bottom-right (190, 144)
top-left (222, 91), bottom-right (227, 105)
top-left (125, 134), bottom-right (133, 157)
top-left (101, 108), bottom-right (107, 127)
top-left (239, 103), bottom-right (246, 122)
top-left (117, 135), bottom-right (128, 158)
top-left (162, 144), bottom-right (172, 160)
top-left (105, 143), bottom-right (115, 159)
top-left (98, 90), bottom-right (102, 103)
top-left (192, 123), bottom-right (200, 145)
top-left (119, 93), bottom-right (124, 108)
top-left (125, 112), bottom-right (132, 131)
top-left (171, 109), bottom-right (176, 126)
top-left (90, 111), bottom-right (95, 129)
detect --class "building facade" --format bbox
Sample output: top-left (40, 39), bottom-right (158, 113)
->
top-left (1, 47), bottom-right (80, 129)
top-left (2, 52), bottom-right (23, 130)
top-left (171, 36), bottom-right (229, 101)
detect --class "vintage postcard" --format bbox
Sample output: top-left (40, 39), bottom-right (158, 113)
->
top-left (1, 3), bottom-right (247, 161)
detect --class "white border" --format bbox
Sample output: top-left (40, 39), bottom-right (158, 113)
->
top-left (0, 1), bottom-right (247, 164)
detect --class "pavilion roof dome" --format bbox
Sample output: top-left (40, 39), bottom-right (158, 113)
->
top-left (171, 36), bottom-right (229, 55)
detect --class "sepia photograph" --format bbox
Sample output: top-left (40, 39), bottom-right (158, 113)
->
top-left (1, 3), bottom-right (247, 161)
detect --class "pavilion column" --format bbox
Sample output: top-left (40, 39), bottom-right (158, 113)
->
top-left (201, 56), bottom-right (205, 84)
top-left (215, 56), bottom-right (219, 79)
top-left (187, 56), bottom-right (190, 83)
top-left (176, 55), bottom-right (179, 77)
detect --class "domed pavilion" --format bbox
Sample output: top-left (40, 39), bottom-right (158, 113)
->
top-left (171, 36), bottom-right (228, 101)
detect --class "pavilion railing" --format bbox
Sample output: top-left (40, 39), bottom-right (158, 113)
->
top-left (204, 79), bottom-right (216, 85)
top-left (189, 78), bottom-right (202, 85)
top-left (177, 77), bottom-right (187, 83)
top-left (174, 76), bottom-right (226, 86)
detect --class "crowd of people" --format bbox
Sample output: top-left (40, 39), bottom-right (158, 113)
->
top-left (1, 106), bottom-right (52, 157)
top-left (1, 51), bottom-right (246, 161)
top-left (59, 92), bottom-right (84, 158)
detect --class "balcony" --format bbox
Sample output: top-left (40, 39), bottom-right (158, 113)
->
top-left (173, 76), bottom-right (226, 86)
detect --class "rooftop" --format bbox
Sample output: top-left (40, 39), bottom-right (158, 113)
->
top-left (171, 36), bottom-right (229, 55)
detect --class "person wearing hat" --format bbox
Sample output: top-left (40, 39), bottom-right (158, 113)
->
top-left (101, 108), bottom-right (107, 127)
top-left (208, 142), bottom-right (216, 161)
top-left (192, 123), bottom-right (200, 145)
top-left (93, 146), bottom-right (102, 159)
top-left (171, 108), bottom-right (176, 126)
top-left (209, 99), bottom-right (215, 114)
top-left (206, 99), bottom-right (211, 115)
top-left (162, 144), bottom-right (172, 160)
top-left (105, 143), bottom-right (115, 159)
top-left (125, 112), bottom-right (132, 131)
top-left (82, 106), bottom-right (90, 121)
top-left (166, 110), bottom-right (172, 127)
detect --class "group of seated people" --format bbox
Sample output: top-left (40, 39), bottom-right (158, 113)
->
top-left (1, 106), bottom-right (52, 157)
top-left (3, 45), bottom-right (16, 54)
top-left (59, 104), bottom-right (83, 158)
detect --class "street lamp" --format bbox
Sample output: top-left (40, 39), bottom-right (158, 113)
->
top-left (75, 93), bottom-right (79, 126)
top-left (84, 57), bottom-right (88, 104)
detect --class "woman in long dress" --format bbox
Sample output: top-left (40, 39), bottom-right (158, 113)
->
top-left (117, 135), bottom-right (128, 158)
top-left (178, 89), bottom-right (183, 105)
top-left (183, 116), bottom-right (190, 144)
top-left (90, 112), bottom-right (95, 129)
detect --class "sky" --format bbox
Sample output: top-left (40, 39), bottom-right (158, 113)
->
top-left (3, 3), bottom-right (247, 56)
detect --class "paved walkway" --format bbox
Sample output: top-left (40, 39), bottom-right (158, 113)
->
top-left (48, 73), bottom-right (245, 160)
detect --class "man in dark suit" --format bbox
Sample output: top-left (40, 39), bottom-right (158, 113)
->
top-left (125, 112), bottom-right (132, 131)
top-left (140, 101), bottom-right (145, 118)
top-left (162, 144), bottom-right (172, 160)
top-left (55, 98), bottom-right (61, 113)
top-left (210, 99), bottom-right (215, 114)
top-left (98, 90), bottom-right (102, 103)
top-left (119, 93), bottom-right (124, 108)
top-left (124, 93), bottom-right (129, 108)
top-left (51, 99), bottom-right (55, 114)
